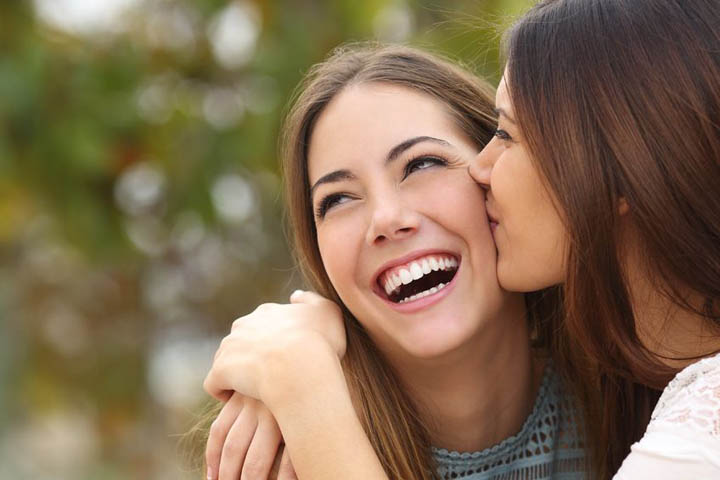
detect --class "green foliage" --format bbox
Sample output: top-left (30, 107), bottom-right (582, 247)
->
top-left (0, 0), bottom-right (531, 478)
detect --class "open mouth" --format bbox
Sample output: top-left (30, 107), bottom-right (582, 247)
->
top-left (377, 254), bottom-right (460, 304)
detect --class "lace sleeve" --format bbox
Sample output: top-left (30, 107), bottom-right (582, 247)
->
top-left (613, 353), bottom-right (720, 479)
top-left (649, 352), bottom-right (720, 438)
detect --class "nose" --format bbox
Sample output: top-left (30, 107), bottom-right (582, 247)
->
top-left (468, 140), bottom-right (497, 190)
top-left (365, 197), bottom-right (420, 246)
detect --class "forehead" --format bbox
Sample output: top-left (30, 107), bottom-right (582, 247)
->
top-left (495, 75), bottom-right (512, 111)
top-left (307, 83), bottom-right (461, 183)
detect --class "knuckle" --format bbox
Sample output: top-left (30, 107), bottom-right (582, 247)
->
top-left (221, 438), bottom-right (243, 458)
top-left (242, 457), bottom-right (268, 480)
top-left (208, 418), bottom-right (221, 435)
top-left (255, 302), bottom-right (276, 313)
top-left (202, 376), bottom-right (213, 394)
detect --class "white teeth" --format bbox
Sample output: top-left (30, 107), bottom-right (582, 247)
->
top-left (410, 262), bottom-right (423, 280)
top-left (398, 282), bottom-right (447, 303)
top-left (381, 255), bottom-right (459, 300)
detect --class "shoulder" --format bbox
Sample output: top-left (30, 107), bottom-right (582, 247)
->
top-left (612, 354), bottom-right (720, 479)
top-left (649, 351), bottom-right (720, 436)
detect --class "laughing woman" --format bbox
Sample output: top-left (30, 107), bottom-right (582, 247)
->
top-left (201, 44), bottom-right (585, 480)
top-left (204, 1), bottom-right (720, 479)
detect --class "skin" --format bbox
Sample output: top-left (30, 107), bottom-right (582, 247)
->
top-left (310, 83), bottom-right (515, 362)
top-left (468, 75), bottom-right (568, 292)
top-left (208, 51), bottom-right (720, 478)
top-left (204, 83), bottom-right (542, 480)
top-left (468, 75), bottom-right (720, 368)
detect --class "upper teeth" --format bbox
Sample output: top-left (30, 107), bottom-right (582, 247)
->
top-left (381, 255), bottom-right (458, 296)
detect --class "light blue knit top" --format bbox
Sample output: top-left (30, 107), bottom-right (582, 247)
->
top-left (432, 363), bottom-right (587, 479)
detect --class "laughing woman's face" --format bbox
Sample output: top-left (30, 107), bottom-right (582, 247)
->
top-left (307, 83), bottom-right (517, 359)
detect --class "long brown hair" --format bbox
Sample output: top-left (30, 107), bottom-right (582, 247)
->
top-left (280, 43), bottom-right (499, 479)
top-left (504, 0), bottom-right (720, 477)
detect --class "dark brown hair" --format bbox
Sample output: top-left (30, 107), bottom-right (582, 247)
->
top-left (281, 43), bottom-right (499, 480)
top-left (504, 0), bottom-right (720, 477)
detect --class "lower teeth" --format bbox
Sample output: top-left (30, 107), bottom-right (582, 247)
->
top-left (398, 283), bottom-right (446, 303)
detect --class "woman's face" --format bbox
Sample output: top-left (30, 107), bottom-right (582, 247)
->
top-left (468, 76), bottom-right (568, 292)
top-left (308, 83), bottom-right (515, 359)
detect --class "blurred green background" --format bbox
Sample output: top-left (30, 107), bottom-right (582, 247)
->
top-left (0, 0), bottom-right (529, 478)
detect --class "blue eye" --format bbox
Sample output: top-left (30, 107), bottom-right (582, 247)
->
top-left (403, 156), bottom-right (448, 178)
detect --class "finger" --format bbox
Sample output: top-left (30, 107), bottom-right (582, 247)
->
top-left (289, 289), bottom-right (329, 305)
top-left (240, 414), bottom-right (283, 480)
top-left (218, 405), bottom-right (259, 480)
top-left (206, 395), bottom-right (244, 480)
top-left (276, 447), bottom-right (298, 480)
top-left (203, 370), bottom-right (231, 402)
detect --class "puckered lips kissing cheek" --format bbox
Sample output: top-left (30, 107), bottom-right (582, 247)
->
top-left (372, 249), bottom-right (461, 313)
top-left (485, 201), bottom-right (500, 236)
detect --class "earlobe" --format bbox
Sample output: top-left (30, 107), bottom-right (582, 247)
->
top-left (618, 197), bottom-right (629, 216)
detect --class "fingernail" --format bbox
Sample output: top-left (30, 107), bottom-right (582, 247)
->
top-left (206, 466), bottom-right (213, 480)
top-left (291, 289), bottom-right (304, 298)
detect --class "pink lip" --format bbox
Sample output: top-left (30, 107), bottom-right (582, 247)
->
top-left (378, 263), bottom-right (460, 314)
top-left (485, 202), bottom-right (500, 230)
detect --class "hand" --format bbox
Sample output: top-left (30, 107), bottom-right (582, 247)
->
top-left (203, 290), bottom-right (346, 406)
top-left (205, 393), bottom-right (297, 480)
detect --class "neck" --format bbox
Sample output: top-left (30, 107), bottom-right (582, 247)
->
top-left (386, 294), bottom-right (542, 452)
top-left (630, 277), bottom-right (720, 369)
top-left (624, 238), bottom-right (720, 369)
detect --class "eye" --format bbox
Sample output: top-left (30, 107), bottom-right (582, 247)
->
top-left (315, 192), bottom-right (353, 219)
top-left (493, 129), bottom-right (514, 143)
top-left (403, 156), bottom-right (448, 178)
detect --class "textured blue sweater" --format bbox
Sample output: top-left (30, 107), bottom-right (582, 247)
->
top-left (433, 363), bottom-right (586, 479)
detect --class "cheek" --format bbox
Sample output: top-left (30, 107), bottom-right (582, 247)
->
top-left (495, 154), bottom-right (545, 226)
top-left (316, 218), bottom-right (364, 296)
top-left (417, 173), bottom-right (495, 249)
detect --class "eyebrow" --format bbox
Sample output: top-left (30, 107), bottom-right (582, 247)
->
top-left (309, 136), bottom-right (452, 198)
top-left (386, 136), bottom-right (450, 163)
top-left (494, 108), bottom-right (516, 124)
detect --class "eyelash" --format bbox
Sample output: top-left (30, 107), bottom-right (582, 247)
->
top-left (314, 155), bottom-right (449, 219)
top-left (402, 155), bottom-right (448, 178)
top-left (493, 128), bottom-right (514, 142)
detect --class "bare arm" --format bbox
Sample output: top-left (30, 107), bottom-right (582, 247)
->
top-left (203, 291), bottom-right (389, 480)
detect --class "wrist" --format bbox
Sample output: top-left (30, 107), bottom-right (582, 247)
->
top-left (260, 337), bottom-right (346, 412)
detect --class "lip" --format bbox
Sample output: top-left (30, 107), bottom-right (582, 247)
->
top-left (485, 202), bottom-right (500, 231)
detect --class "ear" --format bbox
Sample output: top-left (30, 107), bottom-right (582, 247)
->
top-left (618, 197), bottom-right (630, 216)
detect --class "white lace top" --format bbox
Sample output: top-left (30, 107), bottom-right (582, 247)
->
top-left (614, 352), bottom-right (720, 479)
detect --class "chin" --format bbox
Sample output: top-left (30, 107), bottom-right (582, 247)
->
top-left (399, 325), bottom-right (474, 359)
top-left (497, 261), bottom-right (559, 293)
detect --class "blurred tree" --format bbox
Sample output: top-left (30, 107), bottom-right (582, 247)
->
top-left (0, 0), bottom-right (530, 478)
